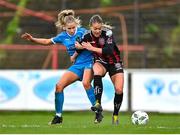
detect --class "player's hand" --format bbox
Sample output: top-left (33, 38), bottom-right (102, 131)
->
top-left (21, 33), bottom-right (33, 41)
top-left (82, 42), bottom-right (94, 51)
top-left (75, 41), bottom-right (83, 49)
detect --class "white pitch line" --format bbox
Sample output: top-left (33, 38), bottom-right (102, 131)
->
top-left (157, 126), bottom-right (180, 129)
top-left (1, 124), bottom-right (180, 130)
top-left (1, 124), bottom-right (62, 128)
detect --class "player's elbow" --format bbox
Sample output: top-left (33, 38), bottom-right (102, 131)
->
top-left (44, 39), bottom-right (52, 45)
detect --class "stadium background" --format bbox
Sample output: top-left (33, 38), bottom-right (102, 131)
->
top-left (0, 0), bottom-right (180, 134)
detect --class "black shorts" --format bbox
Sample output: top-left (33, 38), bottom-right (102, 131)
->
top-left (95, 60), bottom-right (124, 77)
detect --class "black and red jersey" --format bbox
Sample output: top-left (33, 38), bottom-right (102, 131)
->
top-left (82, 30), bottom-right (122, 64)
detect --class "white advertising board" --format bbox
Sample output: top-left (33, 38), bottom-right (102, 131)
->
top-left (0, 70), bottom-right (128, 111)
top-left (132, 71), bottom-right (180, 112)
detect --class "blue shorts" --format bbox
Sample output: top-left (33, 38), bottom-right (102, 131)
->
top-left (68, 61), bottom-right (93, 81)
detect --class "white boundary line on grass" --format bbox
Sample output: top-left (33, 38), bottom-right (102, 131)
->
top-left (1, 124), bottom-right (180, 130)
top-left (1, 124), bottom-right (62, 128)
top-left (157, 126), bottom-right (180, 129)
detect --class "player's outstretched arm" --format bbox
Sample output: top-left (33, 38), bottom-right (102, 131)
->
top-left (21, 33), bottom-right (52, 45)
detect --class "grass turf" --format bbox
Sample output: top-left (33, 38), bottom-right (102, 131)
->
top-left (0, 111), bottom-right (180, 134)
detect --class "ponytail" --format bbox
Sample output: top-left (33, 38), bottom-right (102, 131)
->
top-left (55, 9), bottom-right (81, 30)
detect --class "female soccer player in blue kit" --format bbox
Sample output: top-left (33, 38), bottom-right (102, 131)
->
top-left (21, 10), bottom-right (102, 124)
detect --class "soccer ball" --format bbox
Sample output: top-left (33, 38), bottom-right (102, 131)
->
top-left (131, 111), bottom-right (149, 125)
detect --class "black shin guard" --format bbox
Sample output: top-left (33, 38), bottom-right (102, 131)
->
top-left (113, 93), bottom-right (123, 116)
top-left (94, 75), bottom-right (103, 104)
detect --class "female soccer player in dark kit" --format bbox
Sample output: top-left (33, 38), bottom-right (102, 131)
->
top-left (75, 14), bottom-right (124, 125)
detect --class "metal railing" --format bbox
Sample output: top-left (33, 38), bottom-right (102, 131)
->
top-left (0, 44), bottom-right (145, 69)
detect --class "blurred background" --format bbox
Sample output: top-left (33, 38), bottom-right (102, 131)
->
top-left (0, 0), bottom-right (179, 69)
top-left (0, 0), bottom-right (180, 113)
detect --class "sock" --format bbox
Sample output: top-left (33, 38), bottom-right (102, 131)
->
top-left (113, 93), bottom-right (123, 116)
top-left (86, 86), bottom-right (96, 106)
top-left (55, 92), bottom-right (64, 117)
top-left (55, 113), bottom-right (62, 117)
top-left (94, 75), bottom-right (103, 104)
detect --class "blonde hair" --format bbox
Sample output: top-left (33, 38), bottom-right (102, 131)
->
top-left (89, 14), bottom-right (113, 30)
top-left (55, 9), bottom-right (81, 30)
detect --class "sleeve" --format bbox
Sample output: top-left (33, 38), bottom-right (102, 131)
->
top-left (51, 33), bottom-right (63, 44)
top-left (76, 33), bottom-right (89, 53)
top-left (102, 32), bottom-right (115, 56)
top-left (75, 27), bottom-right (87, 43)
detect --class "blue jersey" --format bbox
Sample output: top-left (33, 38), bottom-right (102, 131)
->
top-left (51, 27), bottom-right (93, 65)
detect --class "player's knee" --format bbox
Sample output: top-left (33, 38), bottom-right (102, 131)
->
top-left (55, 83), bottom-right (63, 92)
top-left (82, 81), bottom-right (91, 90)
top-left (115, 85), bottom-right (123, 94)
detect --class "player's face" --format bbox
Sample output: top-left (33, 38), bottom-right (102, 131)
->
top-left (65, 22), bottom-right (77, 36)
top-left (90, 22), bottom-right (102, 37)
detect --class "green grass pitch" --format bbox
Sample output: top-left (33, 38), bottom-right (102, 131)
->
top-left (0, 111), bottom-right (180, 134)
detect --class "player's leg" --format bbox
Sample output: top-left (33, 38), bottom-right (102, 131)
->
top-left (93, 62), bottom-right (106, 105)
top-left (82, 68), bottom-right (96, 106)
top-left (110, 72), bottom-right (124, 125)
top-left (80, 64), bottom-right (103, 124)
top-left (91, 62), bottom-right (106, 123)
top-left (82, 68), bottom-right (104, 124)
top-left (50, 70), bottom-right (79, 125)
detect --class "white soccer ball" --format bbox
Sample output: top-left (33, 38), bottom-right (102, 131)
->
top-left (131, 111), bottom-right (149, 125)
